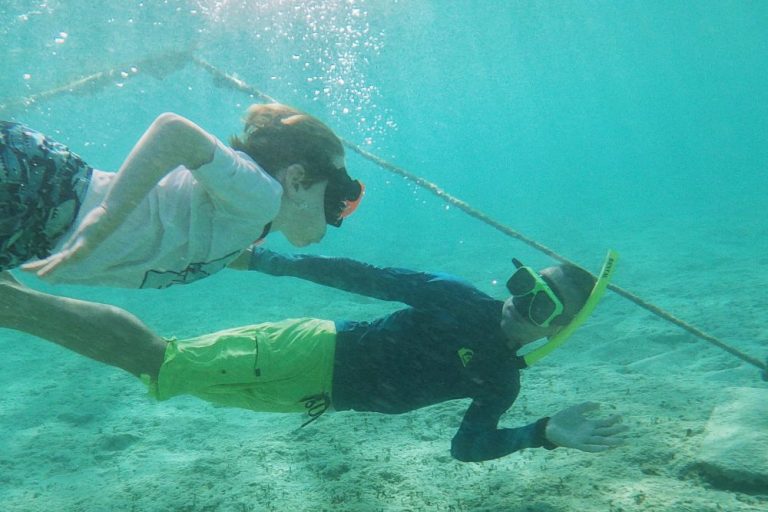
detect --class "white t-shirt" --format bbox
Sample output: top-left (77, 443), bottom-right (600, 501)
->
top-left (47, 138), bottom-right (282, 288)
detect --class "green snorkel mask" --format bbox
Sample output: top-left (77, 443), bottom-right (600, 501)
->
top-left (521, 250), bottom-right (619, 367)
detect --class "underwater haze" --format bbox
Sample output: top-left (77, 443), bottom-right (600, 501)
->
top-left (1, 1), bottom-right (767, 511)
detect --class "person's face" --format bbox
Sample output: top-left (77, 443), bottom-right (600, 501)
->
top-left (500, 266), bottom-right (578, 350)
top-left (272, 165), bottom-right (328, 247)
top-left (500, 296), bottom-right (558, 349)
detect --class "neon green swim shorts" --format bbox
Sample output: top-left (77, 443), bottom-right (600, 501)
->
top-left (145, 318), bottom-right (336, 413)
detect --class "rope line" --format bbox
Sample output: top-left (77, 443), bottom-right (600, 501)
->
top-left (2, 51), bottom-right (764, 373)
top-left (0, 51), bottom-right (192, 113)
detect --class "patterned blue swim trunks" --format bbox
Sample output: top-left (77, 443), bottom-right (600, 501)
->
top-left (0, 122), bottom-right (92, 270)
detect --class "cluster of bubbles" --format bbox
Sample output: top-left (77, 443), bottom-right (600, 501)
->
top-left (196, 0), bottom-right (396, 145)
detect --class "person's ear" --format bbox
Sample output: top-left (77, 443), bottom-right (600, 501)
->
top-left (281, 164), bottom-right (306, 194)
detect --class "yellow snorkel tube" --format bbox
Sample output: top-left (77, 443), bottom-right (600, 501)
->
top-left (522, 249), bottom-right (619, 367)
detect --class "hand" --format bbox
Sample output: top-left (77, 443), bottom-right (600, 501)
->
top-left (545, 402), bottom-right (627, 452)
top-left (22, 204), bottom-right (116, 278)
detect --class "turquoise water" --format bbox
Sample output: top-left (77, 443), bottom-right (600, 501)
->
top-left (1, 2), bottom-right (767, 511)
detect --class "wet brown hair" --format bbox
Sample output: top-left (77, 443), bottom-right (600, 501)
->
top-left (229, 103), bottom-right (345, 186)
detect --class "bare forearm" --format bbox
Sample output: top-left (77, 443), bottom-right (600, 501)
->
top-left (102, 113), bottom-right (216, 220)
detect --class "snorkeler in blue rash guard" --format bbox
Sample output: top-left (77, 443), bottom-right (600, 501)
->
top-left (0, 250), bottom-right (625, 463)
top-left (236, 249), bottom-right (628, 461)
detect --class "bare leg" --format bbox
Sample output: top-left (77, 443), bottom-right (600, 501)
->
top-left (0, 272), bottom-right (166, 379)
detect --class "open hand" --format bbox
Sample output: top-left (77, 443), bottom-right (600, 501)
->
top-left (21, 204), bottom-right (114, 278)
top-left (545, 402), bottom-right (627, 452)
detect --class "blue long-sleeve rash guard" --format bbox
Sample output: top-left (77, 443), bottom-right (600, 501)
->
top-left (249, 249), bottom-right (553, 462)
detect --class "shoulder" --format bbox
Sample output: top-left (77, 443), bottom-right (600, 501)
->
top-left (191, 138), bottom-right (282, 220)
top-left (208, 137), bottom-right (252, 166)
top-left (196, 137), bottom-right (266, 180)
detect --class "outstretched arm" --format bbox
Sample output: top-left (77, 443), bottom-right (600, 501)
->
top-left (236, 248), bottom-right (493, 311)
top-left (450, 397), bottom-right (554, 462)
top-left (22, 113), bottom-right (217, 278)
top-left (451, 400), bottom-right (626, 462)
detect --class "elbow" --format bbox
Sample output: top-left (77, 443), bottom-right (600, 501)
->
top-left (152, 112), bottom-right (186, 128)
top-left (152, 112), bottom-right (186, 126)
top-left (147, 113), bottom-right (215, 169)
top-left (450, 438), bottom-right (482, 463)
top-left (450, 447), bottom-right (473, 463)
top-left (150, 112), bottom-right (196, 139)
